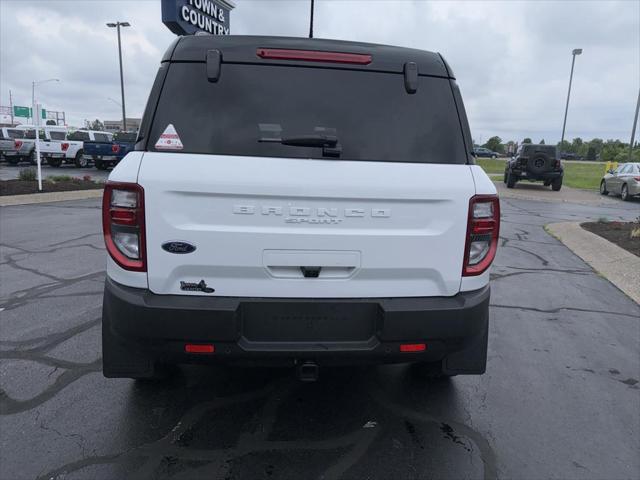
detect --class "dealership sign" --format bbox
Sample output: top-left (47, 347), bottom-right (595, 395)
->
top-left (162, 0), bottom-right (234, 36)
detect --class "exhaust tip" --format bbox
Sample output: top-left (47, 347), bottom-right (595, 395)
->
top-left (297, 361), bottom-right (319, 382)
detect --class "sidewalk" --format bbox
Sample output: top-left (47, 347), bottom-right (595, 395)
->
top-left (546, 222), bottom-right (640, 305)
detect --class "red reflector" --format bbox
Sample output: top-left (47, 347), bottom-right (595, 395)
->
top-left (112, 144), bottom-right (120, 154)
top-left (61, 142), bottom-right (69, 151)
top-left (400, 343), bottom-right (426, 353)
top-left (15, 140), bottom-right (23, 148)
top-left (110, 208), bottom-right (136, 225)
top-left (185, 344), bottom-right (215, 354)
top-left (257, 48), bottom-right (372, 65)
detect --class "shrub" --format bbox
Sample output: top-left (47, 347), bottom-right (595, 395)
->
top-left (18, 168), bottom-right (37, 181)
top-left (47, 175), bottom-right (73, 182)
top-left (82, 175), bottom-right (92, 182)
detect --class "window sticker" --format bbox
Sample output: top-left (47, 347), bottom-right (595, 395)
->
top-left (155, 124), bottom-right (183, 150)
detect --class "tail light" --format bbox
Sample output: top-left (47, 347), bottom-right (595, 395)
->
top-left (257, 48), bottom-right (372, 65)
top-left (463, 195), bottom-right (500, 276)
top-left (14, 140), bottom-right (23, 149)
top-left (61, 142), bottom-right (69, 152)
top-left (112, 144), bottom-right (121, 154)
top-left (633, 176), bottom-right (640, 182)
top-left (554, 160), bottom-right (561, 169)
top-left (102, 182), bottom-right (146, 271)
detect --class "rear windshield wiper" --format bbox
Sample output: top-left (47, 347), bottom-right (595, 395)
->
top-left (259, 134), bottom-right (342, 158)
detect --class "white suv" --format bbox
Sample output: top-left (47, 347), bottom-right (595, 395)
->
top-left (101, 36), bottom-right (500, 381)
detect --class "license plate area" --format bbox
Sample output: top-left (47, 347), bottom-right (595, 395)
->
top-left (241, 302), bottom-right (378, 342)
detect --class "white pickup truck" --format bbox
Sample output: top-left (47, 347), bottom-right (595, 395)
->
top-left (0, 127), bottom-right (25, 160)
top-left (4, 126), bottom-right (112, 168)
top-left (101, 35), bottom-right (499, 382)
top-left (5, 126), bottom-right (71, 166)
top-left (54, 130), bottom-right (113, 168)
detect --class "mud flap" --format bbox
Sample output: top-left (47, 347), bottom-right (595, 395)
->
top-left (442, 315), bottom-right (489, 375)
top-left (102, 301), bottom-right (155, 379)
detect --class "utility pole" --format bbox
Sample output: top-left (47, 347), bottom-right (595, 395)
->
top-left (309, 0), bottom-right (314, 38)
top-left (629, 89), bottom-right (640, 162)
top-left (9, 90), bottom-right (14, 125)
top-left (107, 21), bottom-right (130, 132)
top-left (560, 48), bottom-right (582, 153)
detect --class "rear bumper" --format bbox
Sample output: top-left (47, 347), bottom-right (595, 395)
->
top-left (510, 168), bottom-right (562, 181)
top-left (103, 278), bottom-right (490, 369)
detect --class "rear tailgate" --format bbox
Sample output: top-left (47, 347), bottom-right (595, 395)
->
top-left (139, 154), bottom-right (473, 298)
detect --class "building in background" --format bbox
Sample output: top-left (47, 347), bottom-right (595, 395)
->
top-left (104, 118), bottom-right (141, 133)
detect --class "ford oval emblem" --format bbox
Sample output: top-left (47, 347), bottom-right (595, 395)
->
top-left (162, 241), bottom-right (196, 254)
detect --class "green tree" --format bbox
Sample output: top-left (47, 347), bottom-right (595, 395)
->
top-left (483, 136), bottom-right (503, 153)
top-left (586, 146), bottom-right (597, 161)
top-left (557, 140), bottom-right (571, 153)
top-left (522, 138), bottom-right (532, 144)
top-left (90, 119), bottom-right (104, 131)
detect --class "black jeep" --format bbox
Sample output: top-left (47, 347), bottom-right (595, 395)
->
top-left (504, 144), bottom-right (563, 191)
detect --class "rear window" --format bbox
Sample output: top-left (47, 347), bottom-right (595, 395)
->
top-left (148, 63), bottom-right (466, 164)
top-left (68, 131), bottom-right (90, 141)
top-left (49, 131), bottom-right (66, 141)
top-left (24, 129), bottom-right (46, 140)
top-left (94, 133), bottom-right (112, 142)
top-left (114, 132), bottom-right (136, 142)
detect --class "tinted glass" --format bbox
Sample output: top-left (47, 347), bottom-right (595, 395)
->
top-left (68, 131), bottom-right (90, 141)
top-left (114, 132), bottom-right (137, 142)
top-left (23, 129), bottom-right (46, 140)
top-left (94, 133), bottom-right (112, 142)
top-left (149, 63), bottom-right (466, 164)
top-left (49, 131), bottom-right (66, 140)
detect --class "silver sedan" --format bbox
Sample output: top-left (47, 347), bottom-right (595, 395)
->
top-left (600, 162), bottom-right (640, 201)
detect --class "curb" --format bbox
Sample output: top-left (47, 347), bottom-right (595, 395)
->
top-left (0, 189), bottom-right (103, 207)
top-left (546, 222), bottom-right (640, 305)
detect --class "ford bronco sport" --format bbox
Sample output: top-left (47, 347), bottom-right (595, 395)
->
top-left (505, 144), bottom-right (563, 190)
top-left (101, 35), bottom-right (500, 381)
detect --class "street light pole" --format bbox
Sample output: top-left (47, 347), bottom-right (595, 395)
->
top-left (107, 21), bottom-right (130, 132)
top-left (628, 88), bottom-right (640, 162)
top-left (31, 78), bottom-right (60, 191)
top-left (560, 48), bottom-right (582, 154)
top-left (309, 0), bottom-right (314, 38)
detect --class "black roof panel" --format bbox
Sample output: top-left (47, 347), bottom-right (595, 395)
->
top-left (166, 35), bottom-right (452, 78)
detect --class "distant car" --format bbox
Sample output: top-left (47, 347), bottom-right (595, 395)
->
top-left (474, 147), bottom-right (499, 158)
top-left (504, 144), bottom-right (563, 191)
top-left (560, 152), bottom-right (582, 161)
top-left (600, 162), bottom-right (640, 201)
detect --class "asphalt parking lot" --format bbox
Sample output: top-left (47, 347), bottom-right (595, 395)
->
top-left (0, 195), bottom-right (639, 480)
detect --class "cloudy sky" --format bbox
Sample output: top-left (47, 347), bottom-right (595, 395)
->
top-left (1, 0), bottom-right (638, 144)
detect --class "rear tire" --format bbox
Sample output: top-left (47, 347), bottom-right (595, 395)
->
top-left (600, 180), bottom-right (609, 195)
top-left (551, 177), bottom-right (562, 191)
top-left (6, 157), bottom-right (19, 165)
top-left (74, 151), bottom-right (87, 168)
top-left (95, 159), bottom-right (107, 170)
top-left (621, 184), bottom-right (630, 201)
top-left (506, 171), bottom-right (516, 188)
